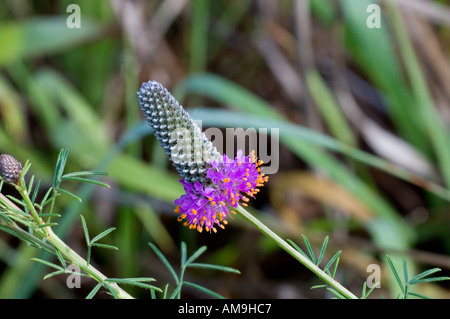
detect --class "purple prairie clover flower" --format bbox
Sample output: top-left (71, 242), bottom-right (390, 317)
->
top-left (174, 150), bottom-right (268, 233)
top-left (138, 81), bottom-right (268, 233)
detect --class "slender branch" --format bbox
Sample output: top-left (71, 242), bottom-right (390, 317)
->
top-left (1, 183), bottom-right (134, 299)
top-left (43, 226), bottom-right (134, 299)
top-left (235, 205), bottom-right (358, 299)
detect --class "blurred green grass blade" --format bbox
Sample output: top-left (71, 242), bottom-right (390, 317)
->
top-left (310, 0), bottom-right (335, 25)
top-left (187, 262), bottom-right (241, 274)
top-left (174, 73), bottom-right (284, 120)
top-left (190, 0), bottom-right (209, 73)
top-left (108, 154), bottom-right (182, 203)
top-left (6, 61), bottom-right (60, 134)
top-left (115, 208), bottom-right (138, 282)
top-left (0, 74), bottom-right (28, 143)
top-left (385, 1), bottom-right (450, 189)
top-left (0, 17), bottom-right (103, 66)
top-left (306, 69), bottom-right (356, 146)
top-left (0, 244), bottom-right (40, 298)
top-left (340, 0), bottom-right (428, 153)
top-left (35, 69), bottom-right (110, 154)
top-left (134, 203), bottom-right (176, 252)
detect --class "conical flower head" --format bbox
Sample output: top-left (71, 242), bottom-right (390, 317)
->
top-left (137, 81), bottom-right (221, 184)
top-left (138, 81), bottom-right (269, 233)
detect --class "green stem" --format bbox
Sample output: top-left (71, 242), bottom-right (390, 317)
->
top-left (44, 227), bottom-right (133, 299)
top-left (235, 205), bottom-right (358, 299)
top-left (13, 184), bottom-right (134, 299)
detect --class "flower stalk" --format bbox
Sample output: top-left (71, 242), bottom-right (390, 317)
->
top-left (234, 204), bottom-right (358, 299)
top-left (0, 155), bottom-right (134, 299)
top-left (14, 184), bottom-right (133, 299)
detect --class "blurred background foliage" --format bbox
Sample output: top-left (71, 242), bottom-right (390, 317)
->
top-left (0, 0), bottom-right (449, 299)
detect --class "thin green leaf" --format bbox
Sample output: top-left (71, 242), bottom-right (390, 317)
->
top-left (187, 262), bottom-right (241, 274)
top-left (6, 195), bottom-right (27, 208)
top-left (183, 281), bottom-right (225, 299)
top-left (185, 246), bottom-right (208, 265)
top-left (362, 282), bottom-right (379, 299)
top-left (1, 205), bottom-right (28, 218)
top-left (91, 243), bottom-right (118, 250)
top-left (162, 284), bottom-right (169, 299)
top-left (311, 284), bottom-right (328, 290)
top-left (327, 287), bottom-right (347, 299)
top-left (62, 171), bottom-right (108, 178)
top-left (106, 278), bottom-right (161, 292)
top-left (331, 256), bottom-right (340, 279)
top-left (302, 235), bottom-right (316, 264)
top-left (317, 236), bottom-right (329, 266)
top-left (403, 257), bottom-right (408, 284)
top-left (170, 283), bottom-right (183, 299)
top-left (287, 239), bottom-right (309, 259)
top-left (0, 225), bottom-right (46, 249)
top-left (55, 250), bottom-right (67, 269)
top-left (27, 175), bottom-right (35, 196)
top-left (31, 257), bottom-right (64, 271)
top-left (31, 179), bottom-right (41, 204)
top-left (410, 276), bottom-right (450, 284)
top-left (108, 277), bottom-right (156, 283)
top-left (43, 269), bottom-right (65, 280)
top-left (37, 222), bottom-right (58, 228)
top-left (180, 242), bottom-right (187, 265)
top-left (149, 242), bottom-right (179, 285)
top-left (86, 283), bottom-right (102, 299)
top-left (79, 215), bottom-right (90, 245)
top-left (7, 214), bottom-right (33, 227)
top-left (361, 282), bottom-right (367, 298)
top-left (41, 193), bottom-right (59, 209)
top-left (91, 227), bottom-right (116, 244)
top-left (38, 213), bottom-right (61, 218)
top-left (386, 255), bottom-right (404, 293)
top-left (61, 176), bottom-right (110, 188)
top-left (20, 160), bottom-right (31, 180)
top-left (409, 268), bottom-right (442, 284)
top-left (53, 149), bottom-right (69, 188)
top-left (40, 187), bottom-right (54, 209)
top-left (323, 251), bottom-right (342, 273)
top-left (407, 292), bottom-right (431, 299)
top-left (103, 282), bottom-right (119, 299)
top-left (56, 187), bottom-right (82, 202)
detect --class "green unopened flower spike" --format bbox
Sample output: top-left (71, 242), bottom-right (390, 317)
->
top-left (137, 81), bottom-right (221, 184)
top-left (0, 154), bottom-right (23, 185)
